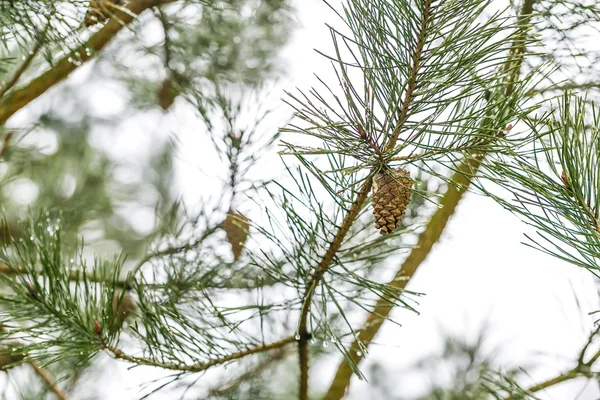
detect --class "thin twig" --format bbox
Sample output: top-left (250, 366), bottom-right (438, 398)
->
top-left (578, 324), bottom-right (600, 365)
top-left (31, 362), bottom-right (69, 400)
top-left (95, 320), bottom-right (295, 372)
top-left (505, 345), bottom-right (600, 399)
top-left (0, 131), bottom-right (14, 160)
top-left (156, 7), bottom-right (172, 68)
top-left (531, 81), bottom-right (600, 96)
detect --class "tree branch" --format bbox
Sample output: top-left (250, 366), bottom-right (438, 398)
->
top-left (0, 0), bottom-right (167, 125)
top-left (0, 131), bottom-right (14, 159)
top-left (322, 155), bottom-right (483, 400)
top-left (531, 81), bottom-right (600, 96)
top-left (95, 321), bottom-right (295, 373)
top-left (505, 345), bottom-right (600, 399)
top-left (296, 2), bottom-right (433, 399)
top-left (322, 0), bottom-right (536, 398)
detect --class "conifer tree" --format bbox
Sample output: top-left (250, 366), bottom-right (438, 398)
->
top-left (0, 0), bottom-right (599, 399)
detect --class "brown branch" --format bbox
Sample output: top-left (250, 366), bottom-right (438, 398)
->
top-left (322, 1), bottom-right (536, 399)
top-left (505, 345), bottom-right (600, 399)
top-left (0, 0), bottom-right (169, 125)
top-left (95, 321), bottom-right (295, 373)
top-left (297, 180), bottom-right (372, 400)
top-left (388, 0), bottom-right (432, 152)
top-left (296, 2), bottom-right (433, 400)
top-left (31, 361), bottom-right (69, 400)
top-left (322, 155), bottom-right (483, 400)
top-left (0, 131), bottom-right (14, 159)
top-left (531, 81), bottom-right (600, 96)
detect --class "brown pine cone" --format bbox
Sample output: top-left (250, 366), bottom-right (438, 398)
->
top-left (372, 168), bottom-right (413, 235)
top-left (222, 211), bottom-right (249, 261)
top-left (110, 293), bottom-right (136, 332)
top-left (83, 0), bottom-right (122, 27)
top-left (157, 78), bottom-right (178, 111)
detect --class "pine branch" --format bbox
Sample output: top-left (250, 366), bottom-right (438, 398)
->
top-left (321, 156), bottom-right (484, 400)
top-left (0, 262), bottom-right (127, 287)
top-left (388, 0), bottom-right (431, 150)
top-left (127, 223), bottom-right (221, 284)
top-left (0, 0), bottom-right (174, 125)
top-left (322, 0), bottom-right (536, 398)
top-left (296, 2), bottom-right (433, 398)
top-left (96, 321), bottom-right (295, 373)
top-left (31, 361), bottom-right (69, 400)
top-left (504, 338), bottom-right (600, 399)
top-left (533, 81), bottom-right (600, 95)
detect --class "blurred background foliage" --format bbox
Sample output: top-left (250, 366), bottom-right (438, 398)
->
top-left (0, 0), bottom-right (294, 258)
top-left (0, 0), bottom-right (295, 397)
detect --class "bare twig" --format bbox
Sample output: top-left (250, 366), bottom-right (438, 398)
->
top-left (31, 361), bottom-right (69, 400)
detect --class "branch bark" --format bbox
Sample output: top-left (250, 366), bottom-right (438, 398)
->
top-left (96, 322), bottom-right (295, 373)
top-left (505, 347), bottom-right (600, 399)
top-left (0, 0), bottom-right (166, 125)
top-left (322, 0), bottom-right (536, 398)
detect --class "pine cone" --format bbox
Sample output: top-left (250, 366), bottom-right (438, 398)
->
top-left (83, 0), bottom-right (122, 27)
top-left (157, 78), bottom-right (178, 111)
top-left (372, 168), bottom-right (413, 235)
top-left (110, 293), bottom-right (136, 332)
top-left (222, 211), bottom-right (249, 261)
